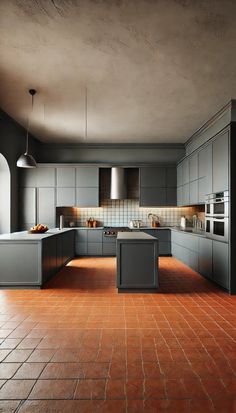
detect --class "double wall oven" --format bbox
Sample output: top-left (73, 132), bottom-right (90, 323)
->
top-left (205, 191), bottom-right (229, 243)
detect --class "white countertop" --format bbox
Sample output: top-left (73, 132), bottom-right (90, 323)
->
top-left (0, 228), bottom-right (74, 242)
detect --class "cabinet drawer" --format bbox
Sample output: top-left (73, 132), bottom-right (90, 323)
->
top-left (88, 230), bottom-right (103, 243)
top-left (75, 242), bottom-right (88, 255)
top-left (103, 243), bottom-right (116, 256)
top-left (87, 243), bottom-right (103, 255)
top-left (75, 229), bottom-right (88, 243)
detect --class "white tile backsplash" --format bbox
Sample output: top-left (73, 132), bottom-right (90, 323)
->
top-left (57, 200), bottom-right (203, 228)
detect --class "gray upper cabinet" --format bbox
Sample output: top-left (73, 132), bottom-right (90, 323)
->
top-left (189, 180), bottom-right (198, 205)
top-left (182, 183), bottom-right (190, 206)
top-left (177, 163), bottom-right (183, 187)
top-left (76, 167), bottom-right (99, 207)
top-left (20, 169), bottom-right (37, 187)
top-left (198, 143), bottom-right (212, 202)
top-left (182, 159), bottom-right (189, 185)
top-left (56, 188), bottom-right (76, 207)
top-left (189, 153), bottom-right (198, 182)
top-left (166, 167), bottom-right (177, 187)
top-left (139, 167), bottom-right (176, 207)
top-left (36, 167), bottom-right (55, 187)
top-left (140, 167), bottom-right (166, 187)
top-left (20, 187), bottom-right (36, 225)
top-left (56, 167), bottom-right (76, 187)
top-left (177, 186), bottom-right (183, 206)
top-left (76, 188), bottom-right (99, 207)
top-left (38, 187), bottom-right (55, 226)
top-left (76, 167), bottom-right (99, 187)
top-left (212, 130), bottom-right (229, 193)
top-left (140, 188), bottom-right (166, 207)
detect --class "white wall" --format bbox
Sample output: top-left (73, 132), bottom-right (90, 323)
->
top-left (0, 153), bottom-right (11, 234)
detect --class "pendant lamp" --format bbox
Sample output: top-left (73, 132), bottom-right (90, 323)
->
top-left (17, 89), bottom-right (37, 168)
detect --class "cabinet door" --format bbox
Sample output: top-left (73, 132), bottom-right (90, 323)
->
top-left (75, 230), bottom-right (88, 243)
top-left (103, 243), bottom-right (116, 256)
top-left (166, 167), bottom-right (177, 187)
top-left (38, 188), bottom-right (55, 226)
top-left (56, 167), bottom-right (76, 187)
top-left (212, 241), bottom-right (229, 289)
top-left (177, 163), bottom-right (183, 187)
top-left (20, 188), bottom-right (36, 225)
top-left (189, 153), bottom-right (198, 182)
top-left (198, 143), bottom-right (212, 200)
top-left (166, 188), bottom-right (177, 206)
top-left (76, 188), bottom-right (99, 207)
top-left (198, 237), bottom-right (212, 279)
top-left (56, 188), bottom-right (76, 207)
top-left (177, 186), bottom-right (183, 206)
top-left (139, 188), bottom-right (166, 207)
top-left (182, 159), bottom-right (189, 185)
top-left (159, 242), bottom-right (171, 256)
top-left (87, 230), bottom-right (103, 243)
top-left (20, 169), bottom-right (37, 187)
top-left (36, 168), bottom-right (55, 187)
top-left (87, 243), bottom-right (103, 255)
top-left (76, 167), bottom-right (99, 187)
top-left (182, 183), bottom-right (190, 206)
top-left (75, 242), bottom-right (88, 256)
top-left (212, 131), bottom-right (229, 192)
top-left (189, 180), bottom-right (198, 205)
top-left (140, 167), bottom-right (166, 187)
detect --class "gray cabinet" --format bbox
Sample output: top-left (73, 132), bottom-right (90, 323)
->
top-left (171, 231), bottom-right (198, 272)
top-left (36, 167), bottom-right (55, 187)
top-left (182, 183), bottom-right (190, 206)
top-left (212, 240), bottom-right (229, 289)
top-left (75, 229), bottom-right (88, 256)
top-left (212, 130), bottom-right (229, 193)
top-left (20, 188), bottom-right (36, 226)
top-left (56, 188), bottom-right (76, 207)
top-left (75, 229), bottom-right (103, 256)
top-left (189, 180), bottom-right (198, 205)
top-left (198, 143), bottom-right (212, 202)
top-left (182, 159), bottom-right (189, 185)
top-left (56, 167), bottom-right (76, 187)
top-left (76, 167), bottom-right (99, 207)
top-left (38, 188), bottom-right (55, 227)
top-left (42, 236), bottom-right (57, 284)
top-left (189, 153), bottom-right (198, 182)
top-left (177, 186), bottom-right (183, 206)
top-left (142, 229), bottom-right (171, 256)
top-left (177, 163), bottom-right (183, 187)
top-left (198, 237), bottom-right (212, 279)
top-left (76, 167), bottom-right (99, 187)
top-left (139, 167), bottom-right (176, 207)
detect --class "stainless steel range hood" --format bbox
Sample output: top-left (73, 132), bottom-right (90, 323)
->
top-left (110, 167), bottom-right (127, 200)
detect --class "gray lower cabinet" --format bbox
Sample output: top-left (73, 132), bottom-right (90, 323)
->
top-left (117, 232), bottom-right (158, 291)
top-left (198, 237), bottom-right (212, 279)
top-left (212, 240), bottom-right (229, 289)
top-left (171, 231), bottom-right (198, 272)
top-left (142, 229), bottom-right (171, 256)
top-left (42, 236), bottom-right (57, 284)
top-left (87, 243), bottom-right (103, 255)
top-left (87, 229), bottom-right (103, 256)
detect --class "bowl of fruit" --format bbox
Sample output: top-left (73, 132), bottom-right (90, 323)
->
top-left (28, 224), bottom-right (49, 234)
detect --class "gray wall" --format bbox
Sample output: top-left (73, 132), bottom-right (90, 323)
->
top-left (38, 144), bottom-right (185, 165)
top-left (0, 110), bottom-right (40, 231)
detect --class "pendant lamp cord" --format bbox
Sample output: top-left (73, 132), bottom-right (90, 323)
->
top-left (26, 92), bottom-right (34, 154)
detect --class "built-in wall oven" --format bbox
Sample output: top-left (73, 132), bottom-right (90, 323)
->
top-left (205, 191), bottom-right (229, 243)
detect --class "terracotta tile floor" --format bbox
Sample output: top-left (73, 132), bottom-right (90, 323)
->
top-left (0, 257), bottom-right (235, 412)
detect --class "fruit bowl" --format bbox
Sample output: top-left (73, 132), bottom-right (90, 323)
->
top-left (28, 224), bottom-right (49, 234)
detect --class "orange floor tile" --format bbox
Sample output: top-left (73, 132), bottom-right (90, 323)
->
top-left (0, 257), bottom-right (236, 412)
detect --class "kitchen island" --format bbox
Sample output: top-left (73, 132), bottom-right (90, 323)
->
top-left (117, 231), bottom-right (158, 292)
top-left (0, 229), bottom-right (75, 288)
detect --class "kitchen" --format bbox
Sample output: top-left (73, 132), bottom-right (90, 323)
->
top-left (0, 1), bottom-right (236, 411)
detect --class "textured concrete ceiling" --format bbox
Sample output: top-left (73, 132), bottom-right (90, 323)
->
top-left (0, 0), bottom-right (236, 144)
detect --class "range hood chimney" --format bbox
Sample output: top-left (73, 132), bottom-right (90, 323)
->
top-left (110, 167), bottom-right (127, 200)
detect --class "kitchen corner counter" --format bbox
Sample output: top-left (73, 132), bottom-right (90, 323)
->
top-left (0, 228), bottom-right (74, 242)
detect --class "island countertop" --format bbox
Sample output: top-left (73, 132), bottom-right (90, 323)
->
top-left (117, 231), bottom-right (157, 241)
top-left (0, 228), bottom-right (74, 242)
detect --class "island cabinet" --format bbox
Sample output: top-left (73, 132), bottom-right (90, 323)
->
top-left (0, 229), bottom-right (75, 288)
top-left (139, 166), bottom-right (177, 207)
top-left (117, 232), bottom-right (158, 292)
